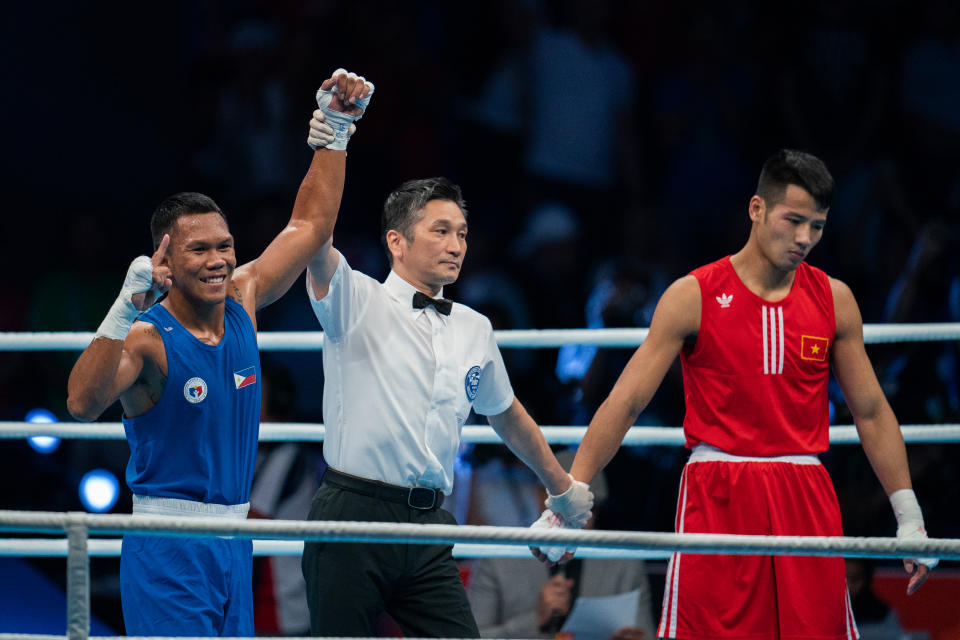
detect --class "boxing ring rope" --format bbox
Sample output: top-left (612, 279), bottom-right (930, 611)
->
top-left (3, 422), bottom-right (960, 444)
top-left (1, 321), bottom-right (959, 351)
top-left (0, 421), bottom-right (960, 447)
top-left (1, 510), bottom-right (959, 640)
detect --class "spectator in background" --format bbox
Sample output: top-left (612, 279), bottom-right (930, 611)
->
top-left (555, 257), bottom-right (685, 533)
top-left (468, 449), bottom-right (655, 639)
top-left (882, 219), bottom-right (960, 424)
top-left (191, 19), bottom-right (300, 199)
top-left (521, 0), bottom-right (641, 208)
top-left (776, 0), bottom-right (891, 175)
top-left (459, 0), bottom-right (640, 260)
top-left (650, 10), bottom-right (755, 263)
top-left (513, 201), bottom-right (584, 332)
top-left (511, 202), bottom-right (589, 423)
top-left (898, 0), bottom-right (960, 210)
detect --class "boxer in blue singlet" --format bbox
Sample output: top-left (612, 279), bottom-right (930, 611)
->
top-left (67, 69), bottom-right (374, 635)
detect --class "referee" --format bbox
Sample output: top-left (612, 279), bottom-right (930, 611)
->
top-left (300, 173), bottom-right (593, 636)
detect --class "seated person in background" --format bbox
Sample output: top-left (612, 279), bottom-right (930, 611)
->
top-left (468, 450), bottom-right (655, 639)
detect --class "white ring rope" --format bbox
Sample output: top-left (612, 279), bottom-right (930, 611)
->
top-left (1, 510), bottom-right (958, 560)
top-left (0, 538), bottom-right (672, 560)
top-left (1, 322), bottom-right (959, 351)
top-left (3, 422), bottom-right (960, 445)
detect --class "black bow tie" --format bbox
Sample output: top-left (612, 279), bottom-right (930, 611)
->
top-left (413, 291), bottom-right (452, 316)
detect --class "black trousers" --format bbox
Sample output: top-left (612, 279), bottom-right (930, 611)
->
top-left (301, 481), bottom-right (480, 638)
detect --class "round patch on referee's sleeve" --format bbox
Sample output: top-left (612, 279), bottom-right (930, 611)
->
top-left (464, 365), bottom-right (482, 401)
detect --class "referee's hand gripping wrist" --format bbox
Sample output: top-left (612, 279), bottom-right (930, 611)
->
top-left (545, 473), bottom-right (594, 529)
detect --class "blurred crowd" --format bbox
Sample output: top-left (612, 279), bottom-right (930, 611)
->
top-left (1, 0), bottom-right (959, 635)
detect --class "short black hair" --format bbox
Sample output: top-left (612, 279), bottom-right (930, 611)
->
top-left (381, 177), bottom-right (467, 264)
top-left (756, 149), bottom-right (834, 212)
top-left (150, 192), bottom-right (227, 249)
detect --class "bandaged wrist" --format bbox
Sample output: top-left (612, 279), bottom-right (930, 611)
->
top-left (315, 68), bottom-right (373, 151)
top-left (95, 293), bottom-right (140, 341)
top-left (318, 111), bottom-right (356, 151)
top-left (890, 488), bottom-right (925, 531)
top-left (95, 255), bottom-right (154, 341)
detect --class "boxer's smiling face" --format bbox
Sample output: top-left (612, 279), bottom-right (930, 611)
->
top-left (166, 213), bottom-right (236, 306)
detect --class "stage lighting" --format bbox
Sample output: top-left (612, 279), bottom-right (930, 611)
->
top-left (79, 469), bottom-right (120, 513)
top-left (25, 407), bottom-right (60, 454)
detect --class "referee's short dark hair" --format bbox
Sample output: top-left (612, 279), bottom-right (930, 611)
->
top-left (381, 177), bottom-right (468, 264)
top-left (756, 150), bottom-right (834, 212)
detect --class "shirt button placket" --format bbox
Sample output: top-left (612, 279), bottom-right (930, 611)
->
top-left (425, 312), bottom-right (445, 462)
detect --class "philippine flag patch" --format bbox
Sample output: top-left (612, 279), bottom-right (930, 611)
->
top-left (233, 366), bottom-right (257, 390)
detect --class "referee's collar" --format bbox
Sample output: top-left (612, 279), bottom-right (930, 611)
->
top-left (384, 270), bottom-right (445, 312)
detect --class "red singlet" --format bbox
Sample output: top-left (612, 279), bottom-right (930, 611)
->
top-left (681, 257), bottom-right (836, 456)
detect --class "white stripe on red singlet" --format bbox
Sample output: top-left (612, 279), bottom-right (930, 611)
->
top-left (769, 307), bottom-right (777, 374)
top-left (777, 307), bottom-right (785, 374)
top-left (762, 306), bottom-right (769, 374)
top-left (761, 306), bottom-right (785, 375)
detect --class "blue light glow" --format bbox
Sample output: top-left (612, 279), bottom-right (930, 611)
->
top-left (25, 408), bottom-right (60, 454)
top-left (79, 469), bottom-right (120, 513)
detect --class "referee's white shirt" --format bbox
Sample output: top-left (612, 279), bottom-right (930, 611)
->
top-left (307, 252), bottom-right (515, 494)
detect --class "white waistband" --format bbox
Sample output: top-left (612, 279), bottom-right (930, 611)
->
top-left (688, 443), bottom-right (820, 466)
top-left (132, 495), bottom-right (250, 519)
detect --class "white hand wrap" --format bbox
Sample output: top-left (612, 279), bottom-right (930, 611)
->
top-left (530, 509), bottom-right (573, 562)
top-left (95, 256), bottom-right (154, 340)
top-left (544, 474), bottom-right (594, 529)
top-left (890, 488), bottom-right (939, 569)
top-left (315, 68), bottom-right (374, 151)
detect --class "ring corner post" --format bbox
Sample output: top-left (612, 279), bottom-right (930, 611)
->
top-left (66, 515), bottom-right (90, 640)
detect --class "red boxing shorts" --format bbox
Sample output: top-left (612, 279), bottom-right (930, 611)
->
top-left (658, 445), bottom-right (858, 640)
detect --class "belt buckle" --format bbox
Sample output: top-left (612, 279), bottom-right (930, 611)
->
top-left (407, 487), bottom-right (437, 510)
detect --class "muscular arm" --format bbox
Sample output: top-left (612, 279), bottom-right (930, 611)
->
top-left (232, 149), bottom-right (346, 314)
top-left (570, 276), bottom-right (700, 485)
top-left (66, 322), bottom-right (157, 421)
top-left (831, 278), bottom-right (935, 593)
top-left (488, 399), bottom-right (571, 496)
top-left (830, 278), bottom-right (912, 495)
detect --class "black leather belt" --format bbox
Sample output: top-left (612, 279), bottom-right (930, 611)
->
top-left (323, 468), bottom-right (444, 510)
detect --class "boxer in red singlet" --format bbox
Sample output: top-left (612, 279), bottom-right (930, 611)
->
top-left (567, 150), bottom-right (937, 640)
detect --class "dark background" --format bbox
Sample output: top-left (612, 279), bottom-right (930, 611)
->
top-left (1, 0), bottom-right (958, 634)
